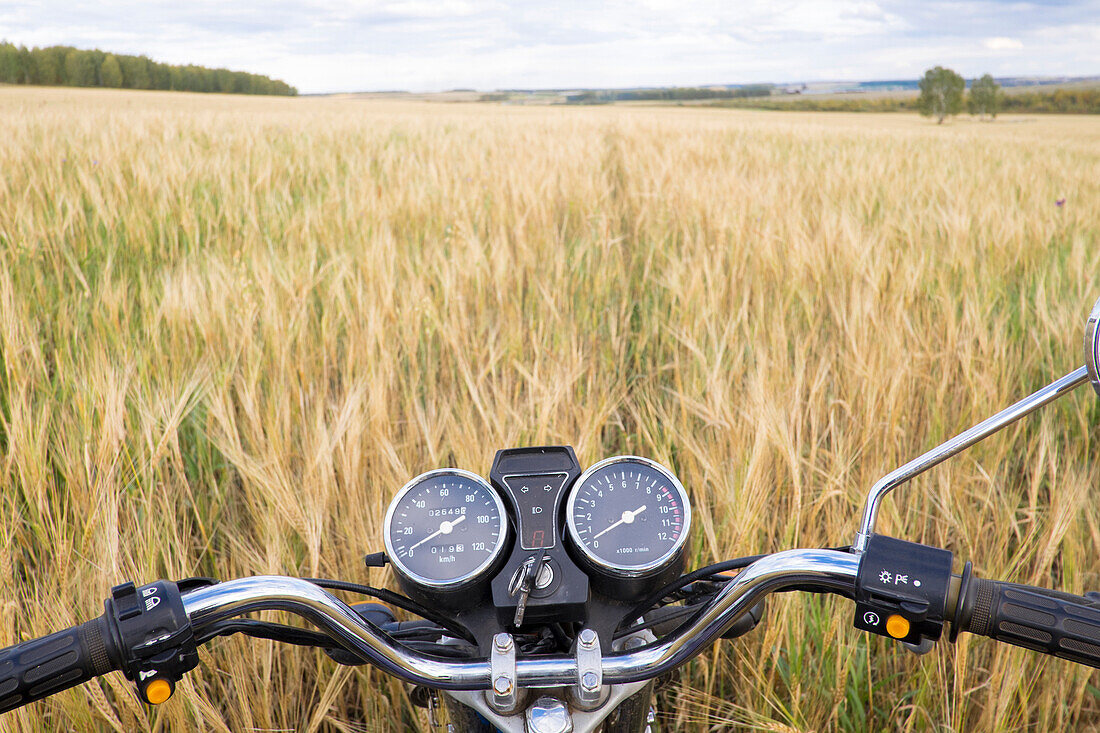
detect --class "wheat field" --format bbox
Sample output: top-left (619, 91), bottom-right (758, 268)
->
top-left (1, 86), bottom-right (1099, 732)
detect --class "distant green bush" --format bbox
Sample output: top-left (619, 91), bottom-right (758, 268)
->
top-left (707, 87), bottom-right (1100, 114)
top-left (566, 85), bottom-right (773, 104)
top-left (0, 42), bottom-right (297, 96)
top-left (1001, 88), bottom-right (1100, 114)
top-left (708, 96), bottom-right (913, 112)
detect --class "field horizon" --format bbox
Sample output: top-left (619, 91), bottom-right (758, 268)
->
top-left (1, 85), bottom-right (1098, 731)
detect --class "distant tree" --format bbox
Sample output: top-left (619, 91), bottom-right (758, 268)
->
top-left (32, 46), bottom-right (67, 85)
top-left (0, 42), bottom-right (294, 95)
top-left (63, 49), bottom-right (96, 86)
top-left (100, 54), bottom-right (123, 87)
top-left (120, 55), bottom-right (151, 89)
top-left (215, 69), bottom-right (234, 93)
top-left (918, 66), bottom-right (965, 123)
top-left (0, 42), bottom-right (20, 83)
top-left (968, 74), bottom-right (1002, 120)
top-left (151, 62), bottom-right (171, 90)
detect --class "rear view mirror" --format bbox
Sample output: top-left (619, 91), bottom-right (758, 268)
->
top-left (1087, 296), bottom-right (1100, 396)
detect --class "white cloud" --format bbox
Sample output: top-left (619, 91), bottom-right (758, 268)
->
top-left (983, 36), bottom-right (1024, 50)
top-left (0, 0), bottom-right (1096, 92)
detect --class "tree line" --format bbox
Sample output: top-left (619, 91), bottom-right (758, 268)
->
top-left (917, 68), bottom-right (1000, 122)
top-left (707, 72), bottom-right (1099, 116)
top-left (906, 67), bottom-right (1100, 120)
top-left (563, 84), bottom-right (773, 104)
top-left (0, 43), bottom-right (297, 96)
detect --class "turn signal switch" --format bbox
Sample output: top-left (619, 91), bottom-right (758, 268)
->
top-left (853, 535), bottom-right (954, 649)
top-left (103, 580), bottom-right (200, 705)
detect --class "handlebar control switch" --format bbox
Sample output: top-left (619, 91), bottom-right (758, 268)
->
top-left (103, 580), bottom-right (199, 706)
top-left (854, 535), bottom-right (953, 648)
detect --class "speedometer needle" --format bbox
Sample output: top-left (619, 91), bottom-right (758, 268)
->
top-left (593, 505), bottom-right (646, 540)
top-left (410, 515), bottom-right (466, 551)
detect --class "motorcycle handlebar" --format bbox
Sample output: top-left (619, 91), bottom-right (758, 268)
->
top-left (8, 545), bottom-right (1100, 713)
top-left (179, 549), bottom-right (861, 690)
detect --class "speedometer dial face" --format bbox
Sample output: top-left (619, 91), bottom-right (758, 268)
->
top-left (383, 469), bottom-right (507, 590)
top-left (566, 456), bottom-right (691, 576)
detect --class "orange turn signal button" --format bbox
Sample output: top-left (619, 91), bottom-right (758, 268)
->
top-left (143, 678), bottom-right (174, 705)
top-left (885, 614), bottom-right (911, 639)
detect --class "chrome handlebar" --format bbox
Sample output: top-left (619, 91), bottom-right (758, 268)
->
top-left (181, 548), bottom-right (859, 690)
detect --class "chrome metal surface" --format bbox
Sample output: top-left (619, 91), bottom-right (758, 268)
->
top-left (526, 697), bottom-right (573, 733)
top-left (383, 468), bottom-right (509, 591)
top-left (508, 557), bottom-right (554, 595)
top-left (181, 549), bottom-right (858, 690)
top-left (449, 677), bottom-right (651, 733)
top-left (1087, 297), bottom-right (1100, 396)
top-left (571, 628), bottom-right (606, 710)
top-left (489, 633), bottom-right (520, 714)
top-left (565, 455), bottom-right (692, 577)
top-left (853, 366), bottom-right (1089, 552)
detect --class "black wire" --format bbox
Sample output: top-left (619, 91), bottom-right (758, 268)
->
top-left (301, 577), bottom-right (477, 644)
top-left (195, 618), bottom-right (476, 660)
top-left (549, 623), bottom-right (571, 650)
top-left (195, 619), bottom-right (335, 648)
top-left (618, 547), bottom-right (852, 630)
top-left (394, 641), bottom-right (475, 659)
top-left (617, 554), bottom-right (768, 630)
top-left (614, 604), bottom-right (704, 639)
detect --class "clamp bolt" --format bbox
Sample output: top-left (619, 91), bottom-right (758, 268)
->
top-left (494, 633), bottom-right (513, 652)
top-left (493, 675), bottom-right (513, 695)
top-left (578, 629), bottom-right (597, 649)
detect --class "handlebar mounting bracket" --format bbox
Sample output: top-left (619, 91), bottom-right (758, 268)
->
top-left (854, 535), bottom-right (953, 647)
top-left (571, 628), bottom-right (608, 710)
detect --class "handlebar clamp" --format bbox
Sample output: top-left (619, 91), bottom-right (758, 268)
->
top-left (104, 580), bottom-right (199, 705)
top-left (853, 535), bottom-right (953, 648)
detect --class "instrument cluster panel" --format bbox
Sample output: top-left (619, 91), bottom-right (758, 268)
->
top-left (382, 446), bottom-right (692, 637)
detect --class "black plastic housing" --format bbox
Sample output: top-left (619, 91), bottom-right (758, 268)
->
top-left (854, 535), bottom-right (953, 645)
top-left (578, 556), bottom-right (685, 604)
top-left (0, 579), bottom-right (199, 713)
top-left (104, 580), bottom-right (199, 699)
top-left (489, 446), bottom-right (589, 627)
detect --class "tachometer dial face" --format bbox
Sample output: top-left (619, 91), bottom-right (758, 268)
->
top-left (383, 469), bottom-right (508, 590)
top-left (566, 456), bottom-right (690, 576)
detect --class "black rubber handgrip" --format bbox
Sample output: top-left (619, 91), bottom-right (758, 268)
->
top-left (957, 578), bottom-right (1100, 668)
top-left (0, 616), bottom-right (116, 713)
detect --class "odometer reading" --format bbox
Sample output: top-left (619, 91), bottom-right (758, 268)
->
top-left (566, 456), bottom-right (690, 575)
top-left (384, 469), bottom-right (507, 589)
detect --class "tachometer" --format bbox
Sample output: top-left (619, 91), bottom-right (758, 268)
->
top-left (384, 469), bottom-right (508, 606)
top-left (565, 456), bottom-right (691, 599)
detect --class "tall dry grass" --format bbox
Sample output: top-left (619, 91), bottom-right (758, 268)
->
top-left (0, 86), bottom-right (1098, 731)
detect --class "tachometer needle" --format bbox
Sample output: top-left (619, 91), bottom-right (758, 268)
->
top-left (593, 505), bottom-right (646, 540)
top-left (410, 515), bottom-right (466, 551)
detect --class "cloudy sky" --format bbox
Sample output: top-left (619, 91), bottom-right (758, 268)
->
top-left (2, 1), bottom-right (1098, 93)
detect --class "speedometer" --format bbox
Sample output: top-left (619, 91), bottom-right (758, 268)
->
top-left (566, 456), bottom-right (691, 599)
top-left (383, 469), bottom-right (508, 605)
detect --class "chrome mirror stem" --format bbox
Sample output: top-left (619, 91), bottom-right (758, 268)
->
top-left (1087, 297), bottom-right (1100, 396)
top-left (853, 366), bottom-right (1089, 553)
